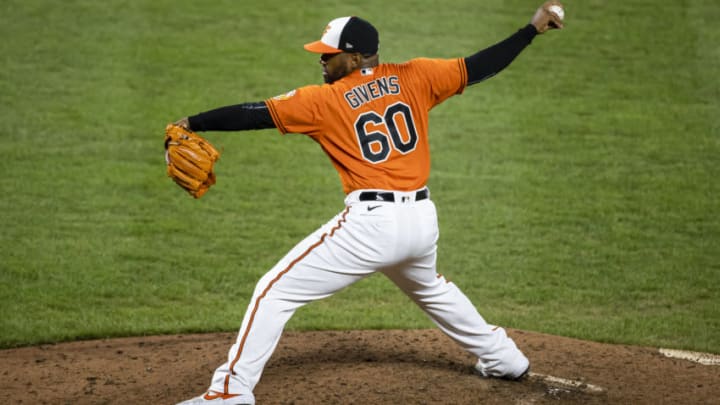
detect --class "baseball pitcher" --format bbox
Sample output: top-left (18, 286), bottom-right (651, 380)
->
top-left (174, 2), bottom-right (564, 404)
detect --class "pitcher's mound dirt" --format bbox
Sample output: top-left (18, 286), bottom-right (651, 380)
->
top-left (1, 329), bottom-right (718, 404)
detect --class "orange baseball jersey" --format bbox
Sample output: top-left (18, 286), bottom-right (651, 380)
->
top-left (266, 57), bottom-right (468, 194)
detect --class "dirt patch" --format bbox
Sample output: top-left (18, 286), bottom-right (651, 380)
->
top-left (1, 329), bottom-right (718, 404)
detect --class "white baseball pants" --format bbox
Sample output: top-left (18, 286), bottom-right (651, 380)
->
top-left (207, 188), bottom-right (528, 398)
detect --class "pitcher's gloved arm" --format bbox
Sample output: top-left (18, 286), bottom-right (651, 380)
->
top-left (183, 102), bottom-right (276, 132)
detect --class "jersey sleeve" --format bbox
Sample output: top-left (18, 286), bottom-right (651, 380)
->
top-left (265, 85), bottom-right (325, 136)
top-left (405, 58), bottom-right (468, 107)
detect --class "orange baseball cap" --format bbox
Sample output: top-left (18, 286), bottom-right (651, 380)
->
top-left (304, 16), bottom-right (379, 55)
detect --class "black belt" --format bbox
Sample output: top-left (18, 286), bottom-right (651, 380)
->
top-left (358, 188), bottom-right (428, 202)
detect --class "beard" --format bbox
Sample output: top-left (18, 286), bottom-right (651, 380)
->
top-left (323, 66), bottom-right (351, 84)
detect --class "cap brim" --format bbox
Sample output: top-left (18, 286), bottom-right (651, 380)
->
top-left (303, 40), bottom-right (342, 54)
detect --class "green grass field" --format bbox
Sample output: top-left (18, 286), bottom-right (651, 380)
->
top-left (1, 0), bottom-right (718, 353)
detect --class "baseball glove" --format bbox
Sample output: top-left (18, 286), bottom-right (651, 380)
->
top-left (164, 123), bottom-right (220, 198)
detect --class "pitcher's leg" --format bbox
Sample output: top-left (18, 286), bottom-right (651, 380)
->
top-left (207, 208), bottom-right (370, 396)
top-left (383, 256), bottom-right (528, 379)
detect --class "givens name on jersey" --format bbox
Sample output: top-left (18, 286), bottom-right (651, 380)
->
top-left (344, 76), bottom-right (400, 109)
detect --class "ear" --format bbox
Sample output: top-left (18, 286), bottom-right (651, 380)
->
top-left (350, 53), bottom-right (363, 68)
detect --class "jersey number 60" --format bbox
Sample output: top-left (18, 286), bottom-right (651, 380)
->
top-left (354, 102), bottom-right (418, 163)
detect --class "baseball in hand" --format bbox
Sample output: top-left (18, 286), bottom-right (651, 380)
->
top-left (548, 5), bottom-right (565, 20)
